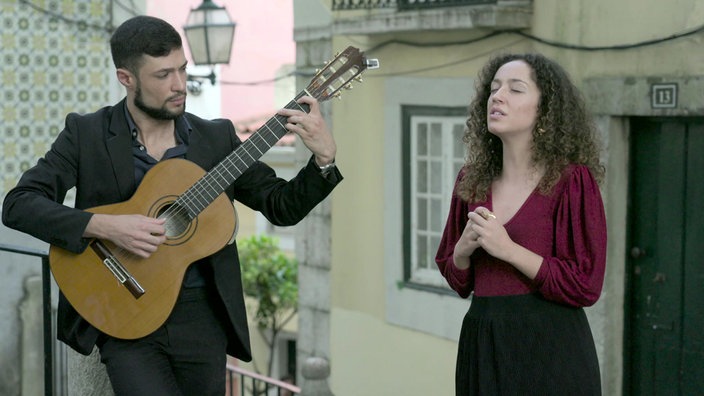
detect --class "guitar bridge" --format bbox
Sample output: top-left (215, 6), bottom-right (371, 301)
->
top-left (90, 240), bottom-right (145, 299)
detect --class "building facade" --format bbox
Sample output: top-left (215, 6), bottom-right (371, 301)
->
top-left (292, 0), bottom-right (704, 395)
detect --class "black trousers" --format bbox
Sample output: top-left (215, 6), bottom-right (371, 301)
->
top-left (98, 287), bottom-right (229, 396)
top-left (456, 294), bottom-right (601, 396)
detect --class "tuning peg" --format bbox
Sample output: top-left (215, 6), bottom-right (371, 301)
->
top-left (354, 76), bottom-right (363, 83)
top-left (334, 92), bottom-right (342, 99)
top-left (344, 84), bottom-right (353, 90)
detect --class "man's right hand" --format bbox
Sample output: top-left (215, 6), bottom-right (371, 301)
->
top-left (84, 214), bottom-right (166, 258)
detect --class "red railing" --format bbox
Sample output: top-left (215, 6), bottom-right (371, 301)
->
top-left (226, 362), bottom-right (301, 396)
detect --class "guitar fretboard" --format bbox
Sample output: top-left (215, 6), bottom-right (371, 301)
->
top-left (175, 91), bottom-right (308, 219)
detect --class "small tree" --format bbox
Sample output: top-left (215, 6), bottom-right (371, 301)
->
top-left (239, 234), bottom-right (298, 379)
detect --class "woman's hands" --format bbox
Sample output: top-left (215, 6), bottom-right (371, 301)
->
top-left (467, 206), bottom-right (513, 261)
top-left (457, 206), bottom-right (542, 279)
top-left (453, 206), bottom-right (512, 269)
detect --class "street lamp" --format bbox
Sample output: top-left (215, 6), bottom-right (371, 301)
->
top-left (183, 0), bottom-right (236, 93)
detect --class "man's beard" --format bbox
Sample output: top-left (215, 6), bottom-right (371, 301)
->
top-left (134, 87), bottom-right (185, 120)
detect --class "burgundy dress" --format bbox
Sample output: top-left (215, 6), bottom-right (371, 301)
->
top-left (435, 165), bottom-right (606, 396)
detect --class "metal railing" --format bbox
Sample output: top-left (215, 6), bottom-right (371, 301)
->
top-left (332, 0), bottom-right (497, 11)
top-left (226, 363), bottom-right (301, 395)
top-left (0, 243), bottom-right (55, 396)
top-left (1, 242), bottom-right (305, 396)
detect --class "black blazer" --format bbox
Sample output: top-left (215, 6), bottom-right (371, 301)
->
top-left (2, 99), bottom-right (341, 360)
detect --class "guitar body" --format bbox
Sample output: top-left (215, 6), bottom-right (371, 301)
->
top-left (49, 158), bottom-right (237, 340)
top-left (46, 45), bottom-right (374, 341)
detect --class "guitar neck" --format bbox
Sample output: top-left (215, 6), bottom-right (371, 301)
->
top-left (176, 91), bottom-right (309, 218)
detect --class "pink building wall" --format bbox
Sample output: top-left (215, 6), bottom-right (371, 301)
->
top-left (146, 0), bottom-right (295, 128)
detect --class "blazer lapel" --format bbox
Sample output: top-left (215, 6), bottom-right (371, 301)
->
top-left (105, 100), bottom-right (136, 200)
top-left (185, 121), bottom-right (216, 171)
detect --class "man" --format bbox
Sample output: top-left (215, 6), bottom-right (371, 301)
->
top-left (2, 15), bottom-right (341, 395)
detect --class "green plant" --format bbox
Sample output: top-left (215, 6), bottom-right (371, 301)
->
top-left (239, 234), bottom-right (298, 377)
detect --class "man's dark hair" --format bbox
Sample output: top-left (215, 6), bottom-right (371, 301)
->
top-left (110, 15), bottom-right (183, 73)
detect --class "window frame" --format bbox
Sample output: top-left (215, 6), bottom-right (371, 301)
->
top-left (383, 76), bottom-right (474, 340)
top-left (401, 105), bottom-right (467, 292)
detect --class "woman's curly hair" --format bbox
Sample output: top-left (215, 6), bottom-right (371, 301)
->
top-left (456, 53), bottom-right (605, 203)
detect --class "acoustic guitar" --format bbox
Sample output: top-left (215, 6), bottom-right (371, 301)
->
top-left (49, 46), bottom-right (378, 340)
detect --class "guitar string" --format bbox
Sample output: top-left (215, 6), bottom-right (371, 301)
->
top-left (74, 53), bottom-right (365, 330)
top-left (101, 72), bottom-right (335, 268)
top-left (180, 112), bottom-right (294, 214)
top-left (99, 54), bottom-right (353, 260)
top-left (171, 101), bottom-right (302, 217)
top-left (156, 113), bottom-right (286, 235)
top-left (153, 96), bottom-right (308, 239)
top-left (83, 105), bottom-right (301, 319)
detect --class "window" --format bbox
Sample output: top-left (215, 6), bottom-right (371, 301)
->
top-left (384, 77), bottom-right (473, 340)
top-left (402, 106), bottom-right (467, 289)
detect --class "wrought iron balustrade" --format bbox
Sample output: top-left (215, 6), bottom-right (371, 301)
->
top-left (0, 243), bottom-right (60, 395)
top-left (332, 0), bottom-right (497, 11)
top-left (0, 242), bottom-right (302, 396)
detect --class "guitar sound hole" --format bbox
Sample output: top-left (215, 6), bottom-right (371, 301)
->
top-left (157, 203), bottom-right (192, 238)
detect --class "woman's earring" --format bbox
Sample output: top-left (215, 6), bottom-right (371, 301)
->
top-left (536, 127), bottom-right (546, 136)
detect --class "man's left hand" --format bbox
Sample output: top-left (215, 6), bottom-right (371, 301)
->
top-left (277, 96), bottom-right (336, 166)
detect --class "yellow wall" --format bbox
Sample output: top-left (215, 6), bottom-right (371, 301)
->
top-left (332, 308), bottom-right (458, 394)
top-left (532, 0), bottom-right (704, 80)
top-left (330, 58), bottom-right (386, 316)
top-left (325, 1), bottom-right (704, 395)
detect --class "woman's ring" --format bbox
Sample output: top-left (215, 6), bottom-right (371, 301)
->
top-left (480, 210), bottom-right (496, 220)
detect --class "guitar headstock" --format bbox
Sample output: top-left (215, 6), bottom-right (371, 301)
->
top-left (306, 46), bottom-right (379, 102)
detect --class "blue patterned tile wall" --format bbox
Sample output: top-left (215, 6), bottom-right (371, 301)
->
top-left (1, 0), bottom-right (112, 201)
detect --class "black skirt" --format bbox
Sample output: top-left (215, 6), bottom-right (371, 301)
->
top-left (456, 293), bottom-right (601, 396)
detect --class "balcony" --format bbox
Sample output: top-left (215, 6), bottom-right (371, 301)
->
top-left (333, 0), bottom-right (498, 11)
top-left (331, 0), bottom-right (533, 35)
top-left (0, 242), bottom-right (332, 396)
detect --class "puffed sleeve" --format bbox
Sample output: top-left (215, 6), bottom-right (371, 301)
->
top-left (533, 165), bottom-right (607, 307)
top-left (435, 170), bottom-right (474, 298)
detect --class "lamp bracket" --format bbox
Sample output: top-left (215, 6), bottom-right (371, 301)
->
top-left (186, 69), bottom-right (217, 95)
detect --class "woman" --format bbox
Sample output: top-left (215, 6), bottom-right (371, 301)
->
top-left (435, 53), bottom-right (606, 395)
